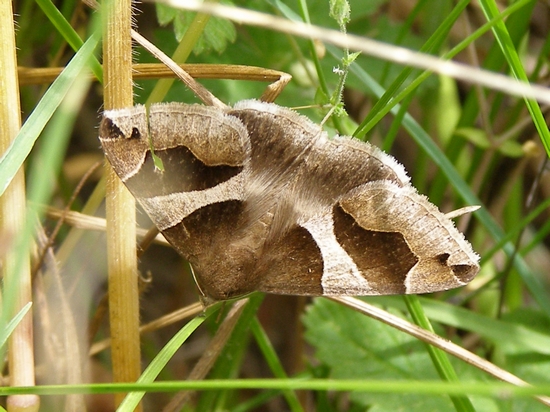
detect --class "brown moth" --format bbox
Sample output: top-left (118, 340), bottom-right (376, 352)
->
top-left (99, 100), bottom-right (480, 301)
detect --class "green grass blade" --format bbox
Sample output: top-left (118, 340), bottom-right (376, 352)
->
top-left (0, 303), bottom-right (32, 350)
top-left (117, 304), bottom-right (220, 411)
top-left (1, 35), bottom-right (97, 351)
top-left (197, 294), bottom-right (264, 411)
top-left (405, 296), bottom-right (475, 412)
top-left (0, 34), bottom-right (100, 197)
top-left (35, 0), bottom-right (103, 82)
top-left (372, 296), bottom-right (550, 355)
top-left (250, 318), bottom-right (304, 412)
top-left (477, 0), bottom-right (550, 158)
top-left (1, 378), bottom-right (550, 398)
top-left (355, 0), bottom-right (533, 138)
top-left (355, 0), bottom-right (470, 138)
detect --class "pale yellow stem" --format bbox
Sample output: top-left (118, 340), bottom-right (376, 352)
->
top-left (0, 0), bottom-right (39, 411)
top-left (102, 0), bottom-right (142, 409)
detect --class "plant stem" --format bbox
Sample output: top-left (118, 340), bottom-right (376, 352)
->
top-left (102, 0), bottom-right (142, 409)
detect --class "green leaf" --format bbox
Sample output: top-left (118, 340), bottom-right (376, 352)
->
top-left (155, 3), bottom-right (177, 26)
top-left (303, 298), bottom-right (453, 410)
top-left (155, 3), bottom-right (236, 55)
top-left (314, 87), bottom-right (329, 107)
top-left (343, 51), bottom-right (361, 66)
top-left (455, 127), bottom-right (491, 149)
top-left (498, 140), bottom-right (524, 158)
top-left (198, 16), bottom-right (236, 54)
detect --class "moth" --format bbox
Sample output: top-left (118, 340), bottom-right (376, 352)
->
top-left (99, 99), bottom-right (480, 302)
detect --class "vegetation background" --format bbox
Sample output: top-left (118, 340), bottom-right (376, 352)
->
top-left (1, 0), bottom-right (550, 411)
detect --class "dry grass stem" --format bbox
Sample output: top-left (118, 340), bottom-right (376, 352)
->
top-left (102, 0), bottom-right (142, 409)
top-left (45, 207), bottom-right (170, 247)
top-left (165, 0), bottom-right (550, 105)
top-left (0, 0), bottom-right (39, 410)
top-left (18, 64), bottom-right (290, 85)
top-left (89, 302), bottom-right (204, 356)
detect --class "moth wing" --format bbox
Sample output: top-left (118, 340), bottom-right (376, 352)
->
top-left (251, 224), bottom-right (325, 296)
top-left (99, 101), bottom-right (479, 300)
top-left (330, 180), bottom-right (480, 294)
top-left (99, 105), bottom-right (150, 181)
top-left (252, 203), bottom-right (417, 297)
top-left (252, 204), bottom-right (411, 297)
top-left (100, 103), bottom-right (251, 232)
top-left (147, 103), bottom-right (249, 168)
top-left (261, 181), bottom-right (479, 297)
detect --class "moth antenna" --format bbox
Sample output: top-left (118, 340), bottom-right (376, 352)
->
top-left (130, 30), bottom-right (227, 109)
top-left (444, 205), bottom-right (480, 220)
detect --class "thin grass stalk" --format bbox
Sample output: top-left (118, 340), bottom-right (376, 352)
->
top-left (0, 0), bottom-right (39, 411)
top-left (102, 0), bottom-right (142, 409)
top-left (145, 0), bottom-right (219, 105)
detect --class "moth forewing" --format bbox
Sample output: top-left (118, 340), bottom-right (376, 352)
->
top-left (99, 106), bottom-right (150, 182)
top-left (337, 181), bottom-right (479, 294)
